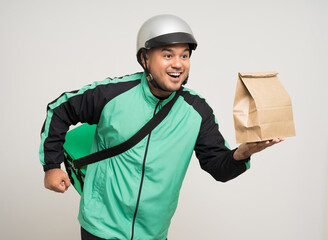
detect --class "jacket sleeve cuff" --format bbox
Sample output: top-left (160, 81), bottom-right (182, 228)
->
top-left (43, 163), bottom-right (61, 172)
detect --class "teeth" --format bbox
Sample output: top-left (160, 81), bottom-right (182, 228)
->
top-left (168, 73), bottom-right (181, 77)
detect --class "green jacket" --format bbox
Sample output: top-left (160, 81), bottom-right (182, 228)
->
top-left (39, 72), bottom-right (249, 239)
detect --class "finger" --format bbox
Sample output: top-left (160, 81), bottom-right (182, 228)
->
top-left (266, 140), bottom-right (277, 147)
top-left (259, 138), bottom-right (283, 149)
top-left (270, 138), bottom-right (284, 145)
top-left (56, 181), bottom-right (69, 193)
top-left (255, 140), bottom-right (270, 149)
top-left (271, 138), bottom-right (280, 144)
top-left (49, 183), bottom-right (66, 193)
top-left (64, 181), bottom-right (71, 189)
top-left (63, 175), bottom-right (71, 188)
top-left (51, 178), bottom-right (68, 193)
top-left (58, 183), bottom-right (67, 193)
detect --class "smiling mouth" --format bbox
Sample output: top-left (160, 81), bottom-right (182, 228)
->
top-left (167, 72), bottom-right (182, 78)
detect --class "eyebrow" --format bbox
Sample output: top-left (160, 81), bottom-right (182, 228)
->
top-left (161, 48), bottom-right (190, 53)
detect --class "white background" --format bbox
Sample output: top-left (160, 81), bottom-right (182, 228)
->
top-left (1, 0), bottom-right (327, 239)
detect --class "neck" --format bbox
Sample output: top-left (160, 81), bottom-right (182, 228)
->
top-left (147, 77), bottom-right (172, 98)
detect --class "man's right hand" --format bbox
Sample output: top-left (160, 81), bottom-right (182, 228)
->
top-left (44, 168), bottom-right (71, 193)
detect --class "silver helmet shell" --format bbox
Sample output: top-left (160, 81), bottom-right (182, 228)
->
top-left (136, 14), bottom-right (197, 55)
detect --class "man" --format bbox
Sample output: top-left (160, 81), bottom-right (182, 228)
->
top-left (40, 14), bottom-right (283, 240)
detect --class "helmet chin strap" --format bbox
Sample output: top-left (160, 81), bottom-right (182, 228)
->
top-left (183, 75), bottom-right (189, 85)
top-left (147, 73), bottom-right (172, 92)
top-left (141, 49), bottom-right (188, 92)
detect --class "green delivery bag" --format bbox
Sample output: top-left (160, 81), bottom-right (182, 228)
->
top-left (63, 124), bottom-right (97, 195)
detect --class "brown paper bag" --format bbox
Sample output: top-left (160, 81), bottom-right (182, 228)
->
top-left (233, 72), bottom-right (296, 143)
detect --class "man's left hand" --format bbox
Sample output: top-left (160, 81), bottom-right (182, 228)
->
top-left (233, 138), bottom-right (285, 161)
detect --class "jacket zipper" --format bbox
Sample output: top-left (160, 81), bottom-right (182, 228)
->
top-left (130, 100), bottom-right (162, 240)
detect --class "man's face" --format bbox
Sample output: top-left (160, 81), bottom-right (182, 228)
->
top-left (145, 43), bottom-right (190, 97)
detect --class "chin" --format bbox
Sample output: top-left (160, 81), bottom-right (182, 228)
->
top-left (166, 83), bottom-right (183, 92)
top-left (166, 78), bottom-right (186, 90)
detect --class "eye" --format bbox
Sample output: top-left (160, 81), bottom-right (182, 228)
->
top-left (181, 54), bottom-right (189, 59)
top-left (164, 54), bottom-right (172, 59)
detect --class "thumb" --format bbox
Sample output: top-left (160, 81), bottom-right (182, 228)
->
top-left (59, 175), bottom-right (71, 192)
top-left (58, 181), bottom-right (67, 192)
top-left (63, 174), bottom-right (71, 189)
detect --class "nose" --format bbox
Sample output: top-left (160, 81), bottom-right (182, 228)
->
top-left (171, 56), bottom-right (182, 69)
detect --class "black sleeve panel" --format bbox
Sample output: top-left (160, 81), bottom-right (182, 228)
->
top-left (181, 90), bottom-right (249, 182)
top-left (42, 79), bottom-right (140, 171)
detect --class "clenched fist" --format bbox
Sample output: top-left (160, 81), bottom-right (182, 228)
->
top-left (44, 168), bottom-right (71, 193)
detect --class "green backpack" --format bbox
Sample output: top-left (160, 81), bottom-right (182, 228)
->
top-left (63, 124), bottom-right (96, 195)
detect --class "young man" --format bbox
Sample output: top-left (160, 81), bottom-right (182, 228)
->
top-left (40, 15), bottom-right (283, 240)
